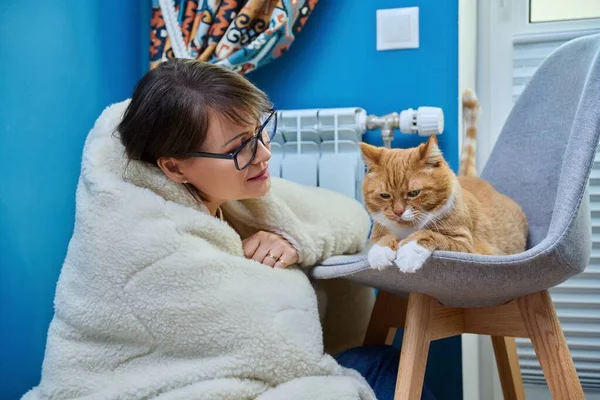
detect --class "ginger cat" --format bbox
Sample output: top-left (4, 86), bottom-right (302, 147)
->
top-left (361, 90), bottom-right (528, 273)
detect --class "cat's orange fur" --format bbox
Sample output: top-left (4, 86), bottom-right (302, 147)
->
top-left (362, 90), bottom-right (528, 272)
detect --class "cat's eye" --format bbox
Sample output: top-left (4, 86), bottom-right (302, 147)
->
top-left (407, 190), bottom-right (421, 198)
top-left (379, 193), bottom-right (391, 200)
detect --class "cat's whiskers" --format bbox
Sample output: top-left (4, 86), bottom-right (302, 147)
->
top-left (429, 216), bottom-right (446, 232)
top-left (422, 213), bottom-right (437, 230)
top-left (399, 207), bottom-right (416, 222)
top-left (370, 211), bottom-right (417, 239)
top-left (369, 211), bottom-right (389, 227)
top-left (413, 210), bottom-right (428, 229)
top-left (427, 213), bottom-right (454, 233)
top-left (412, 210), bottom-right (426, 227)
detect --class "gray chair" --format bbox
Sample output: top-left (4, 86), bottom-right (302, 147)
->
top-left (312, 34), bottom-right (600, 400)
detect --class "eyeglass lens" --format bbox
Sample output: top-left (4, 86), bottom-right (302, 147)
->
top-left (235, 113), bottom-right (277, 170)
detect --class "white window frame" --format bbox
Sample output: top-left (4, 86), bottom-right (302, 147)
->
top-left (515, 0), bottom-right (600, 35)
top-left (477, 0), bottom-right (600, 169)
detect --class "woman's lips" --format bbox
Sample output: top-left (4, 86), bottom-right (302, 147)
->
top-left (248, 168), bottom-right (269, 181)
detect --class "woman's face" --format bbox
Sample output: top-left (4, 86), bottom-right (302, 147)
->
top-left (160, 110), bottom-right (272, 204)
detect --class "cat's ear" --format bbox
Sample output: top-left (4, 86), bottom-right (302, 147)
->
top-left (360, 143), bottom-right (383, 169)
top-left (419, 135), bottom-right (443, 167)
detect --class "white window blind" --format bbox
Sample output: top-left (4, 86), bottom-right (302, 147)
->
top-left (512, 29), bottom-right (600, 390)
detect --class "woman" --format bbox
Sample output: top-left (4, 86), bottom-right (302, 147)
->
top-left (24, 60), bottom-right (436, 400)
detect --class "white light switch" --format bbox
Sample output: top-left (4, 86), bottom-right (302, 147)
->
top-left (377, 7), bottom-right (419, 51)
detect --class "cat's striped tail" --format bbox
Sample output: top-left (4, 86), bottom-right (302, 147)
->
top-left (458, 89), bottom-right (480, 177)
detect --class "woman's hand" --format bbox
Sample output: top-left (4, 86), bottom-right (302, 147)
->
top-left (242, 231), bottom-right (299, 269)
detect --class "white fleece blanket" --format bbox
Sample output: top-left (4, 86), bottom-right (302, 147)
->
top-left (23, 101), bottom-right (375, 400)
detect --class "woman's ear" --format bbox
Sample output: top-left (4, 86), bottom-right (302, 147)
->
top-left (157, 157), bottom-right (188, 183)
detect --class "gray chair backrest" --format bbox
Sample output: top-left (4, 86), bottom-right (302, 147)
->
top-left (482, 34), bottom-right (600, 249)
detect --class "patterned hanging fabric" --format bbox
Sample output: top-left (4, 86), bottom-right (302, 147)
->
top-left (150, 0), bottom-right (318, 74)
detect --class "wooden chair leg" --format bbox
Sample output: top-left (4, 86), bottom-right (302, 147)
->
top-left (364, 290), bottom-right (408, 346)
top-left (395, 293), bottom-right (437, 400)
top-left (517, 290), bottom-right (584, 400)
top-left (492, 336), bottom-right (525, 400)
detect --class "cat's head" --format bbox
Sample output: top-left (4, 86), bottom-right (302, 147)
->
top-left (360, 135), bottom-right (456, 230)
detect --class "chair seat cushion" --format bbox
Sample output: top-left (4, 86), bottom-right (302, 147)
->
top-left (311, 236), bottom-right (583, 308)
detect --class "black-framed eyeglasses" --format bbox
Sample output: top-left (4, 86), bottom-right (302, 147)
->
top-left (185, 109), bottom-right (277, 171)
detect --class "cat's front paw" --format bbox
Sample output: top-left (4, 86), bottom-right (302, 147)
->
top-left (394, 241), bottom-right (432, 273)
top-left (368, 244), bottom-right (396, 270)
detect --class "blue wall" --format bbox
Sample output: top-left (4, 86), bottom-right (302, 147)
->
top-left (249, 2), bottom-right (462, 399)
top-left (0, 1), bottom-right (149, 398)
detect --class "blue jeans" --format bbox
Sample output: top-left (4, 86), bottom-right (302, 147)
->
top-left (335, 345), bottom-right (437, 400)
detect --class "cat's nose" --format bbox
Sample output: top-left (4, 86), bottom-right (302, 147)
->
top-left (393, 207), bottom-right (405, 217)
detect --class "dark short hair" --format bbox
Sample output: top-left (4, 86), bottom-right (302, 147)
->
top-left (117, 59), bottom-right (271, 165)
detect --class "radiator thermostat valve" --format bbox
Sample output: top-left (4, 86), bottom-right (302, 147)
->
top-left (399, 107), bottom-right (444, 137)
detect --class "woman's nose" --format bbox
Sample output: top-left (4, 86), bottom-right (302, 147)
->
top-left (254, 139), bottom-right (271, 164)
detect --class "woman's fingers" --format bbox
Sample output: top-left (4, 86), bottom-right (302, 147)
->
top-left (261, 247), bottom-right (281, 267)
top-left (259, 239), bottom-right (287, 267)
top-left (242, 235), bottom-right (261, 259)
top-left (252, 241), bottom-right (272, 264)
top-left (249, 232), bottom-right (276, 263)
top-left (242, 231), bottom-right (299, 269)
top-left (274, 248), bottom-right (297, 269)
